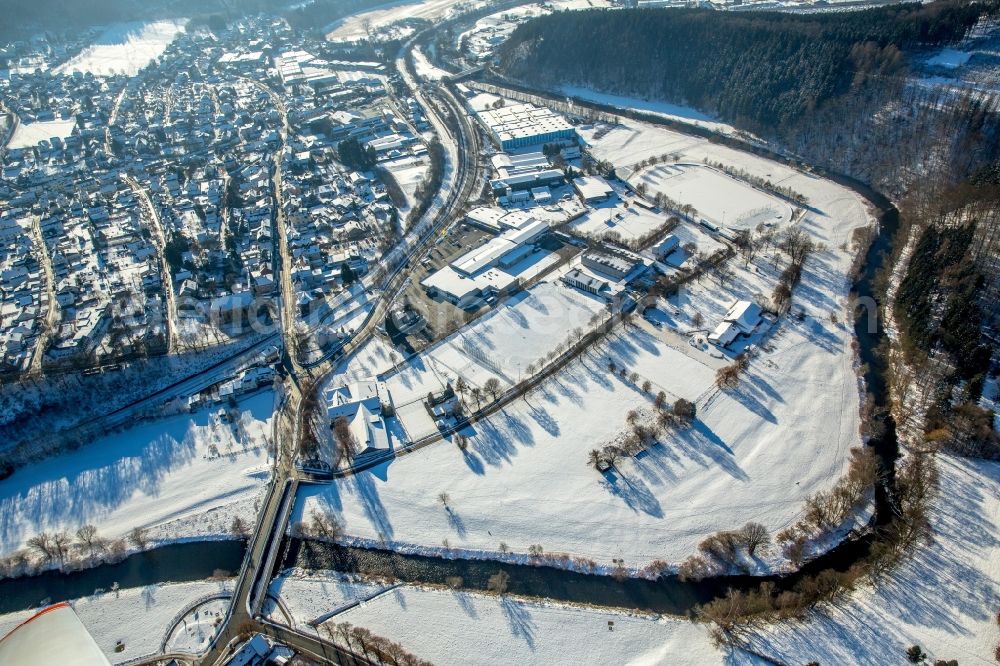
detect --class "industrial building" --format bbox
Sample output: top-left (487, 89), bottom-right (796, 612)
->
top-left (476, 102), bottom-right (576, 151)
top-left (422, 218), bottom-right (550, 308)
top-left (489, 151), bottom-right (565, 196)
top-left (561, 247), bottom-right (649, 308)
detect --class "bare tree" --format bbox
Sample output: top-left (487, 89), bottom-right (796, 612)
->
top-left (483, 377), bottom-right (501, 401)
top-left (739, 522), bottom-right (771, 557)
top-left (26, 533), bottom-right (55, 562)
top-left (673, 398), bottom-right (696, 422)
top-left (715, 364), bottom-right (741, 390)
top-left (230, 517), bottom-right (249, 538)
top-left (438, 491), bottom-right (450, 509)
top-left (333, 415), bottom-right (358, 462)
top-left (76, 524), bottom-right (102, 557)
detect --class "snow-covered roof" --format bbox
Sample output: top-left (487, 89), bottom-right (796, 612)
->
top-left (724, 300), bottom-right (762, 333)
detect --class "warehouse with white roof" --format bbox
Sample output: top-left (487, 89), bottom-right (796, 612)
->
top-left (476, 103), bottom-right (576, 150)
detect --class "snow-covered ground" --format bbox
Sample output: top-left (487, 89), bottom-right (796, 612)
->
top-left (561, 85), bottom-right (738, 135)
top-left (6, 119), bottom-right (76, 150)
top-left (568, 196), bottom-right (669, 242)
top-left (297, 116), bottom-right (871, 573)
top-left (632, 163), bottom-right (793, 230)
top-left (163, 595), bottom-right (230, 653)
top-left (272, 571), bottom-right (753, 666)
top-left (381, 154), bottom-right (430, 213)
top-left (327, 0), bottom-right (464, 42)
top-left (746, 454), bottom-right (1000, 666)
top-left (0, 579), bottom-right (233, 665)
top-left (56, 20), bottom-right (187, 77)
top-left (411, 47), bottom-right (450, 82)
top-left (925, 47), bottom-right (974, 69)
top-left (372, 280), bottom-right (605, 440)
top-left (0, 390), bottom-right (274, 558)
top-left (266, 568), bottom-right (395, 629)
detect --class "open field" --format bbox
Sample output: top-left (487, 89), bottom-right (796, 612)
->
top-left (7, 119), bottom-right (76, 149)
top-left (633, 163), bottom-right (793, 230)
top-left (748, 454), bottom-right (1000, 666)
top-left (270, 571), bottom-right (748, 666)
top-left (359, 279), bottom-right (604, 440)
top-left (56, 20), bottom-right (186, 77)
top-left (326, 0), bottom-right (464, 41)
top-left (0, 391), bottom-right (274, 559)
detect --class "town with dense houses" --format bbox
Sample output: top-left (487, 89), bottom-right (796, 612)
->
top-left (0, 0), bottom-right (998, 665)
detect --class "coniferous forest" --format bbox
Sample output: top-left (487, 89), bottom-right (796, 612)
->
top-left (497, 2), bottom-right (993, 133)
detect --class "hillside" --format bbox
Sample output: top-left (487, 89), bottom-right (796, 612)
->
top-left (496, 2), bottom-right (995, 133)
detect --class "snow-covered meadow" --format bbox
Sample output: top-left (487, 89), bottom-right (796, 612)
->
top-left (56, 20), bottom-right (187, 77)
top-left (0, 390), bottom-right (275, 559)
top-left (7, 119), bottom-right (77, 150)
top-left (269, 571), bottom-right (751, 666)
top-left (326, 0), bottom-right (464, 42)
top-left (745, 454), bottom-right (1000, 666)
top-left (381, 154), bottom-right (430, 213)
top-left (296, 116), bottom-right (872, 573)
top-left (632, 163), bottom-right (793, 230)
top-left (373, 280), bottom-right (606, 440)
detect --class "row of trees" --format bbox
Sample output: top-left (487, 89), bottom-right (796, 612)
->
top-left (0, 524), bottom-right (152, 579)
top-left (323, 622), bottom-right (433, 666)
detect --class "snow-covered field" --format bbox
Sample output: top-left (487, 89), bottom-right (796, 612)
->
top-left (0, 579), bottom-right (232, 665)
top-left (381, 155), bottom-right (430, 212)
top-left (569, 197), bottom-right (670, 241)
top-left (746, 454), bottom-right (1000, 666)
top-left (327, 0), bottom-right (464, 41)
top-left (7, 119), bottom-right (76, 149)
top-left (0, 390), bottom-right (274, 558)
top-left (372, 280), bottom-right (605, 439)
top-left (297, 116), bottom-right (871, 573)
top-left (56, 20), bottom-right (187, 77)
top-left (926, 47), bottom-right (974, 69)
top-left (632, 163), bottom-right (793, 230)
top-left (411, 47), bottom-right (450, 82)
top-left (271, 571), bottom-right (750, 666)
top-left (561, 85), bottom-right (737, 135)
top-left (267, 568), bottom-right (394, 629)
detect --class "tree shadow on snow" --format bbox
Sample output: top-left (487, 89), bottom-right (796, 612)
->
top-left (501, 597), bottom-right (537, 650)
top-left (600, 467), bottom-right (664, 518)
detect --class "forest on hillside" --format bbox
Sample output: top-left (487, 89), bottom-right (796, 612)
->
top-left (497, 2), bottom-right (996, 132)
top-left (891, 170), bottom-right (1000, 459)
